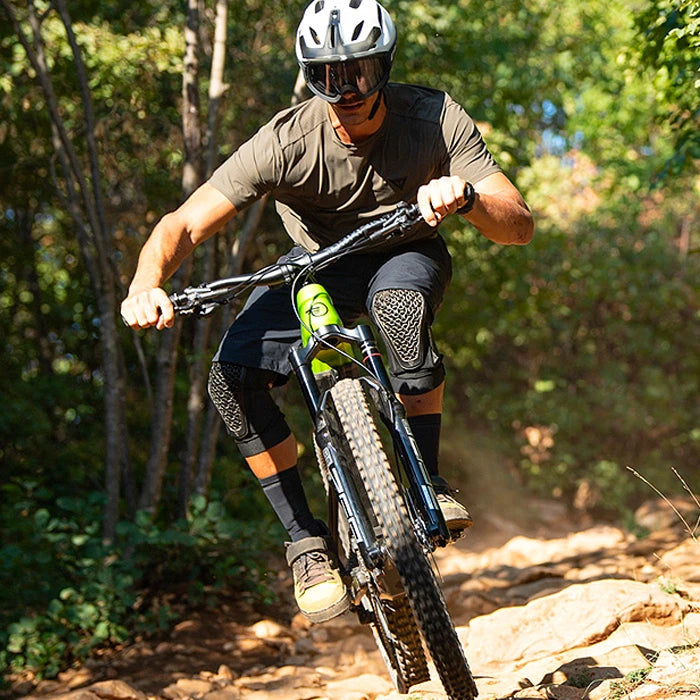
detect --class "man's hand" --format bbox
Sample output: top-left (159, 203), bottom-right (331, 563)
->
top-left (418, 172), bottom-right (534, 244)
top-left (120, 287), bottom-right (174, 330)
top-left (417, 175), bottom-right (470, 227)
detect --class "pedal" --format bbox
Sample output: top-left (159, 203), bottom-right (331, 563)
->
top-left (447, 527), bottom-right (468, 544)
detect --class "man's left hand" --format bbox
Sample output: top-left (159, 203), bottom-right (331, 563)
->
top-left (417, 175), bottom-right (470, 227)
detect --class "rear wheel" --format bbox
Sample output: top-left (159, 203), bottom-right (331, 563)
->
top-left (327, 378), bottom-right (477, 699)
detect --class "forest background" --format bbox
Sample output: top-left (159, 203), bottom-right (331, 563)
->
top-left (1, 0), bottom-right (698, 685)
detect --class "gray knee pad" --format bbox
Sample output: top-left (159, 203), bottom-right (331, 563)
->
top-left (370, 288), bottom-right (445, 395)
top-left (207, 362), bottom-right (290, 457)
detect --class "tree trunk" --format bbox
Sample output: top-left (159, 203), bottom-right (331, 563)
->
top-left (191, 69), bottom-right (307, 499)
top-left (138, 0), bottom-right (202, 515)
top-left (177, 0), bottom-right (229, 518)
top-left (193, 199), bottom-right (264, 497)
top-left (4, 0), bottom-right (130, 540)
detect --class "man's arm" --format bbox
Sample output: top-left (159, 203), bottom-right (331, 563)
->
top-left (121, 183), bottom-right (238, 330)
top-left (417, 172), bottom-right (534, 245)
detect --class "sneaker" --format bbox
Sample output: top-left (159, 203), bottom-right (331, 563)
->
top-left (431, 476), bottom-right (474, 532)
top-left (285, 535), bottom-right (350, 623)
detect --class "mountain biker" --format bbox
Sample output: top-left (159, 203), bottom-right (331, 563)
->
top-left (121, 0), bottom-right (533, 624)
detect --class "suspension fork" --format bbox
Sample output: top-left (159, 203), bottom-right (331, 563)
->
top-left (289, 342), bottom-right (384, 569)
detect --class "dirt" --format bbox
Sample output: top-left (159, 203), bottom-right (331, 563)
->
top-left (10, 495), bottom-right (700, 700)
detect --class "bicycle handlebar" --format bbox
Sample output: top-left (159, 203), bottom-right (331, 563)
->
top-left (171, 200), bottom-right (423, 315)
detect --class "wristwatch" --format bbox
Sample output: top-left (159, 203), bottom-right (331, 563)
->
top-left (455, 182), bottom-right (476, 215)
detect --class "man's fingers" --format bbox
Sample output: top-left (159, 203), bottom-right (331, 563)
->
top-left (120, 288), bottom-right (174, 330)
top-left (418, 176), bottom-right (467, 226)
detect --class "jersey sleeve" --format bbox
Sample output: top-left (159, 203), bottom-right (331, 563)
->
top-left (208, 121), bottom-right (284, 211)
top-left (442, 97), bottom-right (501, 184)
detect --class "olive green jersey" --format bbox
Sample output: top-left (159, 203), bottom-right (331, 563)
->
top-left (209, 83), bottom-right (501, 252)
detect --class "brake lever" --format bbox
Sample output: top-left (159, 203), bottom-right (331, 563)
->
top-left (170, 287), bottom-right (212, 314)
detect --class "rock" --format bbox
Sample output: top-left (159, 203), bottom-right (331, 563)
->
top-left (645, 647), bottom-right (700, 687)
top-left (202, 690), bottom-right (241, 700)
top-left (656, 538), bottom-right (700, 582)
top-left (512, 685), bottom-right (586, 699)
top-left (25, 680), bottom-right (147, 700)
top-left (324, 672), bottom-right (394, 699)
top-left (435, 526), bottom-right (629, 579)
top-left (634, 496), bottom-right (700, 532)
top-left (496, 526), bottom-right (630, 569)
top-left (600, 611), bottom-right (700, 652)
top-left (215, 664), bottom-right (235, 681)
top-left (468, 579), bottom-right (691, 670)
top-left (248, 619), bottom-right (287, 639)
top-left (162, 678), bottom-right (214, 698)
top-left (57, 668), bottom-right (94, 689)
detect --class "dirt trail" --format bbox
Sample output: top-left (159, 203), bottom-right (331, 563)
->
top-left (18, 498), bottom-right (700, 700)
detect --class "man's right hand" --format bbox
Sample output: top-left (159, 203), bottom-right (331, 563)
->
top-left (120, 287), bottom-right (174, 330)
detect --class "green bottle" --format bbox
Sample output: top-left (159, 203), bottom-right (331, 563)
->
top-left (296, 283), bottom-right (353, 373)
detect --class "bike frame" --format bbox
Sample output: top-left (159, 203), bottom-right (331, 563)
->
top-left (289, 289), bottom-right (452, 552)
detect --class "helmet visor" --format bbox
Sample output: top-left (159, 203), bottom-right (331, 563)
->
top-left (304, 54), bottom-right (391, 102)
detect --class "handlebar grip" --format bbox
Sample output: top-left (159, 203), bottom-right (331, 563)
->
top-left (455, 181), bottom-right (476, 215)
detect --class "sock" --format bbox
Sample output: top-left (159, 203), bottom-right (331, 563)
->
top-left (259, 467), bottom-right (320, 542)
top-left (407, 413), bottom-right (441, 478)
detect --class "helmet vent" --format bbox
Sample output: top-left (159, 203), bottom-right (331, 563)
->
top-left (314, 0), bottom-right (324, 12)
top-left (309, 27), bottom-right (321, 44)
top-left (366, 26), bottom-right (381, 46)
top-left (351, 21), bottom-right (364, 40)
top-left (349, 0), bottom-right (363, 7)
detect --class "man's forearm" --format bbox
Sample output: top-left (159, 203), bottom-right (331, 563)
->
top-left (128, 212), bottom-right (195, 293)
top-left (464, 191), bottom-right (534, 245)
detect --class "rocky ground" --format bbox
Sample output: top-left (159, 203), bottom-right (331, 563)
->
top-left (16, 497), bottom-right (700, 700)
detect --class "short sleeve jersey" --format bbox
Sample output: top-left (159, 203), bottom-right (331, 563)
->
top-left (209, 83), bottom-right (501, 252)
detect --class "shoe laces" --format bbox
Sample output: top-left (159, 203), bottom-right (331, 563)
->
top-left (293, 550), bottom-right (334, 593)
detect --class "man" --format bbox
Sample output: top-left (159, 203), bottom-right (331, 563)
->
top-left (121, 0), bottom-right (533, 624)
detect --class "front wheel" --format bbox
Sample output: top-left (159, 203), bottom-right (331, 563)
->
top-left (328, 379), bottom-right (477, 700)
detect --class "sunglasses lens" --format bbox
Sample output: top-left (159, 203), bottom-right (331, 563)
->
top-left (306, 55), bottom-right (390, 101)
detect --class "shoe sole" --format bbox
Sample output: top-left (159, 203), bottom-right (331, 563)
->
top-left (300, 590), bottom-right (351, 624)
top-left (446, 517), bottom-right (474, 531)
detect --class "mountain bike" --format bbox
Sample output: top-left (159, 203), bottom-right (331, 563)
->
top-left (171, 201), bottom-right (478, 699)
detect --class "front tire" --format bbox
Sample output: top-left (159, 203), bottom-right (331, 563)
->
top-left (328, 379), bottom-right (477, 700)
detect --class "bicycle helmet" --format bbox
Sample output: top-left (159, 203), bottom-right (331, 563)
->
top-left (296, 0), bottom-right (397, 103)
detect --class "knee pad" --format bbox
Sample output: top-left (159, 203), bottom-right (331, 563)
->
top-left (370, 288), bottom-right (445, 395)
top-left (207, 362), bottom-right (290, 456)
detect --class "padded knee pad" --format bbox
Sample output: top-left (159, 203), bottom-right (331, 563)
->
top-left (370, 288), bottom-right (444, 394)
top-left (371, 288), bottom-right (432, 370)
top-left (207, 362), bottom-right (290, 456)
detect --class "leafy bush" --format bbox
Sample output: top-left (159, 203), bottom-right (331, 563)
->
top-left (0, 487), bottom-right (275, 682)
top-left (437, 181), bottom-right (699, 512)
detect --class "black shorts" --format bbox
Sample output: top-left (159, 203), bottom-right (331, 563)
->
top-left (213, 235), bottom-right (452, 384)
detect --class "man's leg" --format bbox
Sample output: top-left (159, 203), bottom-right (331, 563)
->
top-left (400, 382), bottom-right (473, 532)
top-left (369, 282), bottom-right (472, 534)
top-left (400, 381), bottom-right (443, 478)
top-left (207, 360), bottom-right (349, 621)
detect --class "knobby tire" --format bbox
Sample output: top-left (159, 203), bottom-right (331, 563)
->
top-left (316, 413), bottom-right (429, 691)
top-left (328, 378), bottom-right (477, 700)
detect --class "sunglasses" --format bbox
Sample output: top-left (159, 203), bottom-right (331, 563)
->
top-left (304, 54), bottom-right (392, 102)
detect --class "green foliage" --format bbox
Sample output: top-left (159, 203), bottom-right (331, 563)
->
top-left (631, 0), bottom-right (700, 176)
top-left (0, 487), bottom-right (275, 681)
top-left (609, 666), bottom-right (653, 698)
top-left (438, 158), bottom-right (699, 509)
